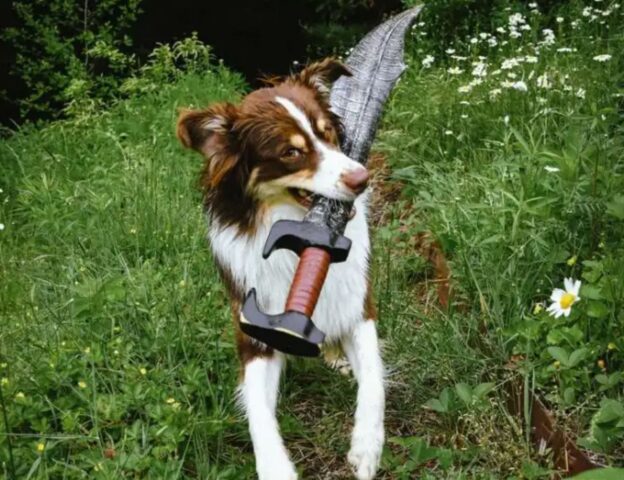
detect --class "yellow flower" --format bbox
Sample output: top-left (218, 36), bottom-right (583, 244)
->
top-left (0, 363), bottom-right (7, 369)
top-left (1, 377), bottom-right (8, 386)
top-left (566, 255), bottom-right (577, 266)
top-left (608, 342), bottom-right (617, 351)
top-left (179, 280), bottom-right (186, 288)
top-left (15, 392), bottom-right (25, 400)
top-left (553, 361), bottom-right (561, 368)
top-left (36, 442), bottom-right (45, 453)
top-left (533, 303), bottom-right (544, 314)
top-left (597, 359), bottom-right (606, 369)
top-left (139, 367), bottom-right (147, 376)
top-left (84, 347), bottom-right (91, 354)
top-left (130, 228), bottom-right (137, 234)
top-left (78, 381), bottom-right (87, 389)
top-left (166, 397), bottom-right (175, 404)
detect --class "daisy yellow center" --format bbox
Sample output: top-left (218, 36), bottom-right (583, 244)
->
top-left (559, 292), bottom-right (576, 309)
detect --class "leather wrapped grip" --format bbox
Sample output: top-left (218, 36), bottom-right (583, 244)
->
top-left (285, 247), bottom-right (331, 318)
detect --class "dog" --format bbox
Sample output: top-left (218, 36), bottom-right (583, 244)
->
top-left (176, 58), bottom-right (385, 480)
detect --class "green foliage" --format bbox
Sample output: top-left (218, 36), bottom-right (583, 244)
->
top-left (383, 436), bottom-right (453, 478)
top-left (572, 468), bottom-right (624, 480)
top-left (381, 0), bottom-right (624, 465)
top-left (2, 0), bottom-right (142, 120)
top-left (0, 63), bottom-right (246, 478)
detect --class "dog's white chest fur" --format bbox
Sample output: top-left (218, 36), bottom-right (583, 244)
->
top-left (209, 193), bottom-right (370, 341)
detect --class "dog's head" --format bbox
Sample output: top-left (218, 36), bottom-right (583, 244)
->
top-left (177, 58), bottom-right (369, 227)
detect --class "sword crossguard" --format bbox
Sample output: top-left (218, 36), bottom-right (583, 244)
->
top-left (240, 220), bottom-right (351, 357)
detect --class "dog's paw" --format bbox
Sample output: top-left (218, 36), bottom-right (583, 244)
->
top-left (256, 454), bottom-right (298, 480)
top-left (327, 357), bottom-right (352, 376)
top-left (348, 431), bottom-right (383, 480)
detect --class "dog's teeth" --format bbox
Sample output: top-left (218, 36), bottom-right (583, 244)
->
top-left (298, 189), bottom-right (307, 197)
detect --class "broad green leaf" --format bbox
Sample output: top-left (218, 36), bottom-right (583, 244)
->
top-left (581, 285), bottom-right (603, 300)
top-left (572, 468), bottom-right (624, 479)
top-left (606, 194), bottom-right (624, 220)
top-left (568, 348), bottom-right (588, 368)
top-left (587, 301), bottom-right (609, 319)
top-left (547, 346), bottom-right (569, 365)
top-left (455, 383), bottom-right (473, 405)
top-left (473, 382), bottom-right (495, 400)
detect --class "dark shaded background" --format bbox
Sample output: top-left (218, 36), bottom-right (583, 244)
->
top-left (0, 0), bottom-right (401, 126)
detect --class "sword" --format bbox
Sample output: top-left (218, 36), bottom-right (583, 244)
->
top-left (240, 6), bottom-right (423, 357)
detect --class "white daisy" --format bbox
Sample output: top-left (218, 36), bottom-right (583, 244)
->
top-left (447, 66), bottom-right (464, 75)
top-left (547, 278), bottom-right (581, 318)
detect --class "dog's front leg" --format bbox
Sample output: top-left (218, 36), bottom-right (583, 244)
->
top-left (343, 319), bottom-right (385, 480)
top-left (240, 353), bottom-right (297, 480)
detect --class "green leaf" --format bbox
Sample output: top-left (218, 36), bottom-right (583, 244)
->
top-left (473, 382), bottom-right (495, 400)
top-left (587, 301), bottom-right (609, 319)
top-left (581, 285), bottom-right (603, 300)
top-left (572, 468), bottom-right (624, 479)
top-left (606, 194), bottom-right (624, 220)
top-left (547, 346), bottom-right (569, 365)
top-left (568, 348), bottom-right (588, 368)
top-left (424, 398), bottom-right (447, 413)
top-left (595, 399), bottom-right (624, 425)
top-left (455, 383), bottom-right (473, 405)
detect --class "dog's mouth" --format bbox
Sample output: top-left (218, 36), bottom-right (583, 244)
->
top-left (287, 187), bottom-right (357, 218)
top-left (288, 187), bottom-right (314, 209)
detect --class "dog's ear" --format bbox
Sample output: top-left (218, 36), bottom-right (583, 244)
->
top-left (297, 58), bottom-right (352, 95)
top-left (177, 102), bottom-right (240, 187)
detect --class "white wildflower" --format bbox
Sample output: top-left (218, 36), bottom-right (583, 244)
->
top-left (458, 85), bottom-right (473, 94)
top-left (422, 55), bottom-right (435, 68)
top-left (541, 29), bottom-right (556, 45)
top-left (446, 48), bottom-right (456, 54)
top-left (547, 278), bottom-right (581, 318)
top-left (544, 166), bottom-right (560, 173)
top-left (496, 27), bottom-right (506, 34)
top-left (512, 80), bottom-right (528, 92)
top-left (557, 47), bottom-right (573, 53)
top-left (489, 88), bottom-right (502, 99)
top-left (472, 62), bottom-right (487, 77)
top-left (470, 37), bottom-right (478, 44)
top-left (593, 54), bottom-right (612, 62)
top-left (582, 7), bottom-right (592, 17)
top-left (444, 130), bottom-right (454, 136)
top-left (504, 115), bottom-right (510, 125)
top-left (528, 2), bottom-right (538, 8)
top-left (556, 16), bottom-right (564, 23)
top-left (524, 55), bottom-right (538, 63)
top-left (488, 37), bottom-right (498, 47)
top-left (0, 223), bottom-right (4, 231)
top-left (447, 66), bottom-right (464, 75)
top-left (509, 30), bottom-right (522, 39)
top-left (537, 73), bottom-right (552, 89)
top-left (508, 13), bottom-right (526, 27)
top-left (501, 58), bottom-right (521, 70)
top-left (576, 88), bottom-right (586, 99)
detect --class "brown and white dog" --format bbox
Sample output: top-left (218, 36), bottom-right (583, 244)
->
top-left (177, 59), bottom-right (385, 480)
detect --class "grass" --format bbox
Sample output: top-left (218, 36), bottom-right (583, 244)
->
top-left (1, 1), bottom-right (624, 478)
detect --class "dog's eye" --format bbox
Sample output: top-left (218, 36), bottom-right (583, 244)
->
top-left (283, 148), bottom-right (303, 159)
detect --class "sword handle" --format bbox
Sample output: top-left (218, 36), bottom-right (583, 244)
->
top-left (285, 247), bottom-right (331, 318)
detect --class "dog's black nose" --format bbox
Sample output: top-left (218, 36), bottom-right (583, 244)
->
top-left (341, 167), bottom-right (369, 194)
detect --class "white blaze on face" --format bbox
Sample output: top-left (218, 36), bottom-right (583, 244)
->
top-left (275, 96), bottom-right (365, 201)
